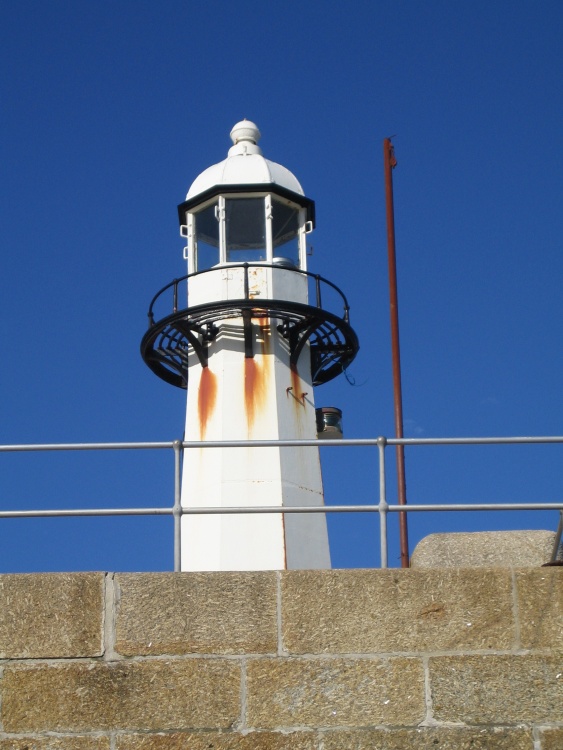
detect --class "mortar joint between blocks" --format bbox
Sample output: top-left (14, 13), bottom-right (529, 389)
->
top-left (511, 569), bottom-right (523, 650)
top-left (276, 571), bottom-right (286, 656)
top-left (422, 655), bottom-right (434, 726)
top-left (239, 658), bottom-right (248, 731)
top-left (103, 572), bottom-right (120, 661)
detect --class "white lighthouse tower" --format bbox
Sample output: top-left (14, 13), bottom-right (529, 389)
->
top-left (142, 121), bottom-right (358, 571)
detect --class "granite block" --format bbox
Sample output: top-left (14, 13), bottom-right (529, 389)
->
top-left (281, 569), bottom-right (514, 653)
top-left (115, 572), bottom-right (277, 655)
top-left (116, 732), bottom-right (318, 749)
top-left (2, 659), bottom-right (240, 732)
top-left (516, 568), bottom-right (563, 650)
top-left (321, 727), bottom-right (533, 749)
top-left (411, 531), bottom-right (555, 568)
top-left (430, 654), bottom-right (563, 723)
top-left (540, 727), bottom-right (563, 749)
top-left (0, 573), bottom-right (104, 658)
top-left (0, 740), bottom-right (110, 750)
top-left (246, 657), bottom-right (425, 728)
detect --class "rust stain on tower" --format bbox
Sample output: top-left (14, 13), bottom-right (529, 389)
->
top-left (244, 357), bottom-right (268, 430)
top-left (198, 366), bottom-right (217, 439)
top-left (244, 319), bottom-right (270, 430)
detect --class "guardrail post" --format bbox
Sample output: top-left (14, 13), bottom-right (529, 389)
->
top-left (378, 436), bottom-right (389, 568)
top-left (173, 440), bottom-right (183, 572)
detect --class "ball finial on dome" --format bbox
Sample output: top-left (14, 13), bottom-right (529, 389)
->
top-left (230, 120), bottom-right (261, 146)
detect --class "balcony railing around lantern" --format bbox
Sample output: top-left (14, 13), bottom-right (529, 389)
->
top-left (142, 261), bottom-right (359, 388)
top-left (0, 436), bottom-right (562, 572)
top-left (145, 262), bottom-right (352, 328)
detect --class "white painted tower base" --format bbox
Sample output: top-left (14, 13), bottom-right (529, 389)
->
top-left (180, 266), bottom-right (330, 571)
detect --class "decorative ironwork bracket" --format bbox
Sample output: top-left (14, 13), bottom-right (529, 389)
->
top-left (141, 298), bottom-right (359, 390)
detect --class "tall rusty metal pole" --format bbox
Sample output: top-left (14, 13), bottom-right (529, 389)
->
top-left (383, 137), bottom-right (410, 567)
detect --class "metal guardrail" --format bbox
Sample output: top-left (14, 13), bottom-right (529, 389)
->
top-left (1, 436), bottom-right (562, 571)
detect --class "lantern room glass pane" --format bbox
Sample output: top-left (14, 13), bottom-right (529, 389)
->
top-left (272, 199), bottom-right (300, 267)
top-left (225, 198), bottom-right (266, 262)
top-left (194, 201), bottom-right (219, 271)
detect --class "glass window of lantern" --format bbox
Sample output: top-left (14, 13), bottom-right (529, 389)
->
top-left (272, 198), bottom-right (300, 268)
top-left (194, 201), bottom-right (219, 271)
top-left (225, 198), bottom-right (266, 262)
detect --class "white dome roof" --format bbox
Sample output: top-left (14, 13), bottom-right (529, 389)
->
top-left (186, 120), bottom-right (304, 199)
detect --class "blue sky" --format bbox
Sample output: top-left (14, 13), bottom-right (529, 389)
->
top-left (1, 1), bottom-right (562, 571)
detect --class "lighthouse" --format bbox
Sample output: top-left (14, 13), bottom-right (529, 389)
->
top-left (141, 121), bottom-right (358, 571)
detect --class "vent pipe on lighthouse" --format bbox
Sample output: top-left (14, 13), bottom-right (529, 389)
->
top-left (141, 121), bottom-right (359, 571)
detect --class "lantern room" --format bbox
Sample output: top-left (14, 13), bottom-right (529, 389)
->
top-left (178, 121), bottom-right (315, 272)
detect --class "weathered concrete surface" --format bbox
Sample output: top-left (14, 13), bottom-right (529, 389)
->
top-left (430, 654), bottom-right (563, 724)
top-left (281, 569), bottom-right (514, 653)
top-left (116, 733), bottom-right (317, 750)
top-left (115, 572), bottom-right (277, 655)
top-left (516, 568), bottom-right (563, 649)
top-left (0, 572), bottom-right (104, 658)
top-left (2, 660), bottom-right (240, 732)
top-left (320, 728), bottom-right (534, 749)
top-left (245, 657), bottom-right (425, 728)
top-left (411, 530), bottom-right (556, 568)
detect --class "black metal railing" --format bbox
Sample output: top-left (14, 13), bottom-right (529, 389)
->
top-left (146, 263), bottom-right (351, 328)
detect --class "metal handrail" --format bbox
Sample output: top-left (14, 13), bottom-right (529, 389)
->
top-left (146, 262), bottom-right (352, 326)
top-left (1, 435), bottom-right (562, 571)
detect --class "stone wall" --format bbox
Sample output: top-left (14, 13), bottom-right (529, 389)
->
top-left (0, 569), bottom-right (561, 748)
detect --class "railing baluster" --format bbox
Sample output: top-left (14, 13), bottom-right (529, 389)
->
top-left (173, 440), bottom-right (183, 572)
top-left (378, 437), bottom-right (388, 568)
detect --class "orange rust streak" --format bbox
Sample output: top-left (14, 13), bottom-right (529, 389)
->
top-left (244, 358), bottom-right (265, 431)
top-left (244, 354), bottom-right (269, 432)
top-left (244, 318), bottom-right (272, 432)
top-left (198, 367), bottom-right (217, 440)
top-left (244, 358), bottom-right (258, 429)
